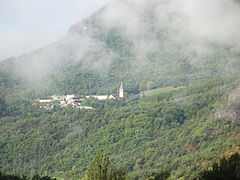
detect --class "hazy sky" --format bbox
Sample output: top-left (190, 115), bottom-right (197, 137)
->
top-left (0, 0), bottom-right (113, 60)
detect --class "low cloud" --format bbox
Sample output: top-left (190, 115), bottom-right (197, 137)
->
top-left (3, 0), bottom-right (240, 82)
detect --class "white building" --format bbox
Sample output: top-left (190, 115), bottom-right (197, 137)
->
top-left (66, 94), bottom-right (75, 101)
top-left (52, 95), bottom-right (65, 101)
top-left (109, 95), bottom-right (116, 99)
top-left (59, 100), bottom-right (66, 105)
top-left (86, 95), bottom-right (116, 100)
top-left (77, 106), bottom-right (94, 110)
top-left (38, 99), bottom-right (53, 103)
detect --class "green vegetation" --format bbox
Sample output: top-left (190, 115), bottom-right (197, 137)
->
top-left (83, 151), bottom-right (127, 180)
top-left (0, 76), bottom-right (240, 179)
top-left (1, 152), bottom-right (240, 179)
top-left (0, 172), bottom-right (56, 180)
top-left (197, 152), bottom-right (240, 180)
top-left (141, 86), bottom-right (184, 97)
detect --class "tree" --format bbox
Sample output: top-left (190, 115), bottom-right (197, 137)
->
top-left (85, 151), bottom-right (127, 180)
top-left (32, 175), bottom-right (56, 180)
top-left (0, 172), bottom-right (56, 180)
top-left (150, 171), bottom-right (171, 180)
top-left (147, 81), bottom-right (154, 90)
top-left (0, 172), bottom-right (25, 180)
top-left (197, 153), bottom-right (240, 180)
top-left (0, 93), bottom-right (6, 116)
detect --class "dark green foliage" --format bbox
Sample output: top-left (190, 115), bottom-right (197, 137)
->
top-left (161, 105), bottom-right (186, 124)
top-left (131, 170), bottom-right (170, 180)
top-left (85, 151), bottom-right (127, 180)
top-left (0, 172), bottom-right (55, 180)
top-left (0, 94), bottom-right (6, 116)
top-left (151, 171), bottom-right (170, 180)
top-left (197, 153), bottom-right (240, 180)
top-left (33, 175), bottom-right (56, 180)
top-left (86, 151), bottom-right (113, 180)
top-left (0, 172), bottom-right (26, 180)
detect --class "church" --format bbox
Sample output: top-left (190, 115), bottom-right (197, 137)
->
top-left (119, 82), bottom-right (124, 98)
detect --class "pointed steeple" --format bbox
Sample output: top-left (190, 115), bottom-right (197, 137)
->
top-left (119, 82), bottom-right (124, 98)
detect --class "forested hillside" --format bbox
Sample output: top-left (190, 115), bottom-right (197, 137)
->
top-left (1, 0), bottom-right (240, 179)
top-left (1, 77), bottom-right (240, 179)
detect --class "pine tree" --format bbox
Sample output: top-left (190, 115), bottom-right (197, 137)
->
top-left (197, 153), bottom-right (240, 180)
top-left (85, 151), bottom-right (127, 180)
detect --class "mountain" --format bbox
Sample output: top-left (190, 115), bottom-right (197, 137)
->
top-left (0, 0), bottom-right (240, 179)
top-left (1, 0), bottom-right (240, 96)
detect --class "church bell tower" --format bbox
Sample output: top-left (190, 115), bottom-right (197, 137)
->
top-left (119, 82), bottom-right (124, 98)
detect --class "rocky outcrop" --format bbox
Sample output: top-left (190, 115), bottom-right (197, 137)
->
top-left (228, 87), bottom-right (240, 107)
top-left (215, 87), bottom-right (240, 121)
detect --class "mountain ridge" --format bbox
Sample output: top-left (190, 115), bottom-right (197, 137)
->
top-left (1, 0), bottom-right (240, 95)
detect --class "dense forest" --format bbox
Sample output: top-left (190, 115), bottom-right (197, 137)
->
top-left (1, 151), bottom-right (240, 179)
top-left (1, 76), bottom-right (240, 179)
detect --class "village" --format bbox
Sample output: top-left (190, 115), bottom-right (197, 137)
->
top-left (36, 83), bottom-right (124, 110)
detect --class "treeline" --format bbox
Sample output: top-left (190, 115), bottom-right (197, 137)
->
top-left (84, 152), bottom-right (240, 180)
top-left (1, 152), bottom-right (239, 180)
top-left (197, 152), bottom-right (240, 180)
top-left (0, 173), bottom-right (56, 180)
